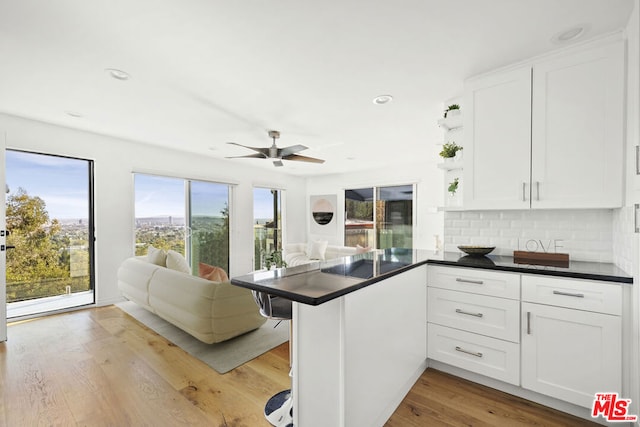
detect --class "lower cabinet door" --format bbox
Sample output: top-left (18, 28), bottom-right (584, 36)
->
top-left (521, 302), bottom-right (622, 408)
top-left (427, 323), bottom-right (520, 385)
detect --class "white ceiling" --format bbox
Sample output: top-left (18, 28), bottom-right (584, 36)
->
top-left (0, 0), bottom-right (634, 176)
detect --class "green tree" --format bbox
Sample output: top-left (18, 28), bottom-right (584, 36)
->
top-left (6, 188), bottom-right (70, 301)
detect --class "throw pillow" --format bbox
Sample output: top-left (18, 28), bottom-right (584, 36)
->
top-left (146, 245), bottom-right (167, 266)
top-left (356, 244), bottom-right (371, 254)
top-left (198, 262), bottom-right (229, 282)
top-left (307, 240), bottom-right (329, 260)
top-left (166, 250), bottom-right (191, 274)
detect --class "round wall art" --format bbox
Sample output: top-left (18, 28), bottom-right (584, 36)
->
top-left (312, 197), bottom-right (335, 225)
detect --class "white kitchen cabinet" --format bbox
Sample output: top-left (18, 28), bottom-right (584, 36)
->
top-left (464, 37), bottom-right (624, 210)
top-left (531, 42), bottom-right (624, 208)
top-left (463, 66), bottom-right (531, 210)
top-left (521, 275), bottom-right (622, 408)
top-left (521, 302), bottom-right (621, 408)
top-left (427, 266), bottom-right (521, 385)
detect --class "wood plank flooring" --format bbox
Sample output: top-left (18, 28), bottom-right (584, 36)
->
top-left (0, 305), bottom-right (596, 426)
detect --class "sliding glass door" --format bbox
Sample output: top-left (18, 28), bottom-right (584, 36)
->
top-left (345, 184), bottom-right (414, 249)
top-left (253, 188), bottom-right (283, 270)
top-left (377, 185), bottom-right (413, 249)
top-left (5, 150), bottom-right (95, 318)
top-left (134, 174), bottom-right (230, 274)
top-left (189, 180), bottom-right (229, 273)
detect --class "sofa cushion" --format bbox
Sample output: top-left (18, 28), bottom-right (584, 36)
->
top-left (117, 257), bottom-right (162, 310)
top-left (166, 250), bottom-right (191, 274)
top-left (307, 240), bottom-right (329, 260)
top-left (198, 262), bottom-right (229, 282)
top-left (147, 245), bottom-right (167, 266)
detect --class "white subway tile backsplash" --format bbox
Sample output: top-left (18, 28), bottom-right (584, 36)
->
top-left (612, 206), bottom-right (634, 275)
top-left (444, 209), bottom-right (615, 263)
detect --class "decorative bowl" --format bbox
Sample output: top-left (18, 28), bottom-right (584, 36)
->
top-left (457, 245), bottom-right (495, 256)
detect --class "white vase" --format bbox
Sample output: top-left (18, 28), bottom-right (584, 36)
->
top-left (455, 150), bottom-right (463, 161)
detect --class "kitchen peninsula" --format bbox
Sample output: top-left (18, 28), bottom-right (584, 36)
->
top-left (231, 249), bottom-right (632, 426)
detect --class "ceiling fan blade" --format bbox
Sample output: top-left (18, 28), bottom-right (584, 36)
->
top-left (273, 160), bottom-right (284, 167)
top-left (227, 142), bottom-right (270, 157)
top-left (225, 153), bottom-right (268, 159)
top-left (279, 144), bottom-right (308, 157)
top-left (282, 154), bottom-right (325, 164)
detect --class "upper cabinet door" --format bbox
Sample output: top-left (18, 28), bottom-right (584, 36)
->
top-left (531, 41), bottom-right (624, 208)
top-left (464, 67), bottom-right (532, 210)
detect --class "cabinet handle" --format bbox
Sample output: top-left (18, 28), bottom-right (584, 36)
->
top-left (635, 204), bottom-right (639, 234)
top-left (455, 308), bottom-right (483, 318)
top-left (455, 278), bottom-right (484, 285)
top-left (552, 290), bottom-right (585, 298)
top-left (535, 181), bottom-right (540, 201)
top-left (636, 146), bottom-right (640, 175)
top-left (526, 311), bottom-right (531, 335)
top-left (522, 182), bottom-right (527, 201)
top-left (455, 346), bottom-right (483, 358)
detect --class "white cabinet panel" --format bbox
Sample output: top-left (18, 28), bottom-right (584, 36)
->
top-left (522, 275), bottom-right (622, 315)
top-left (428, 287), bottom-right (520, 342)
top-left (521, 302), bottom-right (622, 408)
top-left (428, 265), bottom-right (521, 299)
top-left (464, 66), bottom-right (532, 210)
top-left (428, 323), bottom-right (520, 385)
top-left (531, 42), bottom-right (624, 208)
top-left (463, 38), bottom-right (624, 210)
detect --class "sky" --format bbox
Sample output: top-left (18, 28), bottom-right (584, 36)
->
top-left (6, 150), bottom-right (89, 219)
top-left (5, 150), bottom-right (277, 220)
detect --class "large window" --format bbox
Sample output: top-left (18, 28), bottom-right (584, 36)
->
top-left (5, 150), bottom-right (95, 317)
top-left (134, 174), bottom-right (230, 274)
top-left (345, 184), bottom-right (413, 249)
top-left (253, 188), bottom-right (283, 270)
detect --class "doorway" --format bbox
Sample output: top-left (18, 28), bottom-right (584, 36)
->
top-left (5, 150), bottom-right (95, 318)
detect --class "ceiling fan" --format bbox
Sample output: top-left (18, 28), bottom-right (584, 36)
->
top-left (226, 130), bottom-right (325, 167)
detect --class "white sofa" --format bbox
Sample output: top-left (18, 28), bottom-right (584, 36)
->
top-left (283, 242), bottom-right (360, 267)
top-left (117, 257), bottom-right (266, 344)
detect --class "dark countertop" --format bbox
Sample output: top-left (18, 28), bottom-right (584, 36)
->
top-left (430, 252), bottom-right (633, 284)
top-left (230, 249), bottom-right (632, 306)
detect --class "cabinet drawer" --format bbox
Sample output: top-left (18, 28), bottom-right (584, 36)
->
top-left (427, 323), bottom-right (520, 385)
top-left (428, 288), bottom-right (520, 342)
top-left (428, 266), bottom-right (520, 299)
top-left (521, 275), bottom-right (622, 315)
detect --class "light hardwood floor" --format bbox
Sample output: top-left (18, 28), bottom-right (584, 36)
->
top-left (0, 306), bottom-right (596, 426)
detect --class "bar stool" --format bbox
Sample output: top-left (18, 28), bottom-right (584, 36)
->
top-left (253, 291), bottom-right (293, 427)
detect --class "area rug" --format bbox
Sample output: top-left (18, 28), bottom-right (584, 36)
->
top-left (115, 300), bottom-right (289, 374)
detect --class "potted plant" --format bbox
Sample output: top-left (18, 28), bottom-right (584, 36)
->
top-left (443, 104), bottom-right (460, 118)
top-left (448, 177), bottom-right (459, 195)
top-left (264, 250), bottom-right (287, 270)
top-left (439, 142), bottom-right (463, 162)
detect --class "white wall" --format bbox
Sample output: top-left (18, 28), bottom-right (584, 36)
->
top-left (304, 160), bottom-right (444, 250)
top-left (0, 113), bottom-right (307, 306)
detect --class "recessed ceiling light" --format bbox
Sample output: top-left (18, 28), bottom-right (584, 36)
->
top-left (105, 68), bottom-right (131, 81)
top-left (346, 156), bottom-right (356, 161)
top-left (551, 26), bottom-right (586, 44)
top-left (373, 95), bottom-right (393, 105)
top-left (65, 111), bottom-right (83, 118)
